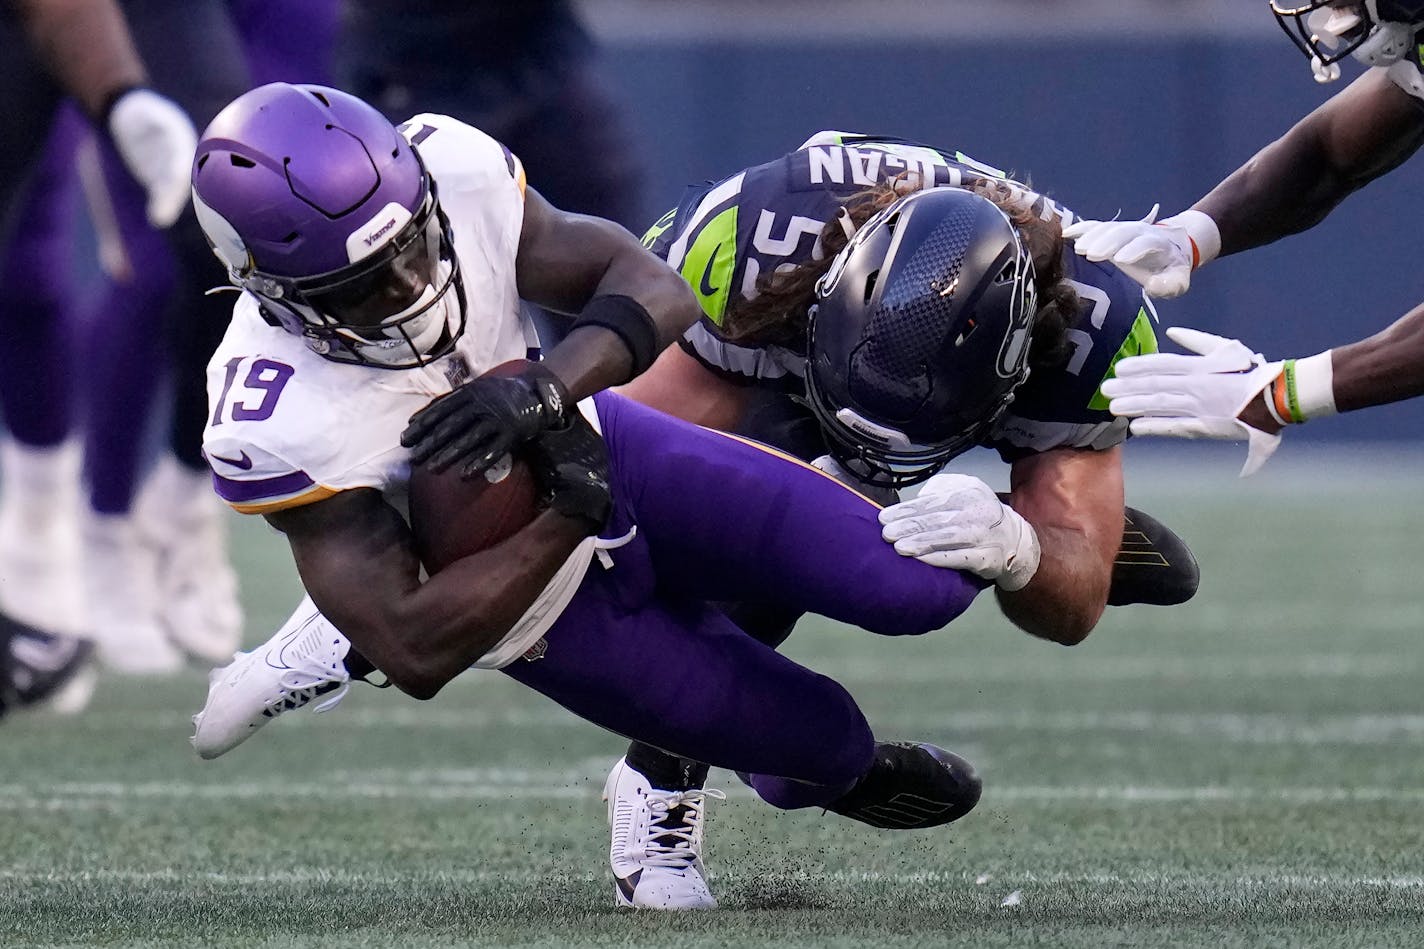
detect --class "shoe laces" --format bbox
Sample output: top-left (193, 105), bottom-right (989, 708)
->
top-left (632, 787), bottom-right (726, 869)
top-left (269, 651), bottom-right (351, 717)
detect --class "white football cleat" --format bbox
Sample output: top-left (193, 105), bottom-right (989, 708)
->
top-left (84, 510), bottom-right (183, 674)
top-left (137, 455), bottom-right (243, 665)
top-left (191, 596), bottom-right (351, 759)
top-left (0, 438), bottom-right (86, 637)
top-left (603, 757), bottom-right (724, 910)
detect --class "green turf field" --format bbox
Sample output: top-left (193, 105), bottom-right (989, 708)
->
top-left (3, 454), bottom-right (1424, 948)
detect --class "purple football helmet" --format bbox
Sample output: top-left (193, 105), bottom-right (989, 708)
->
top-left (191, 83), bottom-right (465, 368)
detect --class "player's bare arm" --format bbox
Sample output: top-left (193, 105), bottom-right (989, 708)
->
top-left (1066, 36), bottom-right (1424, 299)
top-left (401, 186), bottom-right (703, 478)
top-left (12, 0), bottom-right (145, 117)
top-left (515, 186), bottom-right (703, 398)
top-left (12, 0), bottom-right (195, 228)
top-left (616, 345), bottom-right (755, 432)
top-left (1319, 299), bottom-right (1424, 410)
top-left (997, 446), bottom-right (1123, 645)
top-left (264, 490), bottom-right (590, 700)
top-left (1098, 68), bottom-right (1424, 462)
top-left (1197, 69), bottom-right (1424, 255)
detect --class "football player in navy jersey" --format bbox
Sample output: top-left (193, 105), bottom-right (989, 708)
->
top-left (399, 131), bottom-right (1202, 908)
top-left (616, 132), bottom-right (1180, 645)
top-left (1065, 2), bottom-right (1424, 471)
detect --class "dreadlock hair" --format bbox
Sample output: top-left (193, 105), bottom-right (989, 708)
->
top-left (721, 175), bottom-right (1079, 372)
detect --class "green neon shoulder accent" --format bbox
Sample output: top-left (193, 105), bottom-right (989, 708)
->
top-left (640, 207), bottom-right (678, 249)
top-left (678, 206), bottom-right (739, 325)
top-left (1089, 307), bottom-right (1159, 410)
top-left (954, 151), bottom-right (1007, 180)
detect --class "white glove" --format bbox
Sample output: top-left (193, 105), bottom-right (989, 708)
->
top-left (1062, 207), bottom-right (1218, 299)
top-left (107, 88), bottom-right (198, 228)
top-left (1099, 326), bottom-right (1283, 477)
top-left (878, 473), bottom-right (1041, 591)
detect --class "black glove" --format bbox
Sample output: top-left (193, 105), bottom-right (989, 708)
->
top-left (526, 409), bottom-right (612, 533)
top-left (401, 361), bottom-right (572, 479)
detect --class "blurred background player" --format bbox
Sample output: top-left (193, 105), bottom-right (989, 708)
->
top-left (0, 0), bottom-right (340, 677)
top-left (0, 0), bottom-right (195, 711)
top-left (343, 0), bottom-right (647, 343)
top-left (1063, 1), bottom-right (1424, 472)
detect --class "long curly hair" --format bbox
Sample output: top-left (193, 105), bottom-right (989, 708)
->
top-left (721, 177), bottom-right (1078, 371)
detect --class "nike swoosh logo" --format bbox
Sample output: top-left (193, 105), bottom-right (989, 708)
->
top-left (210, 450), bottom-right (254, 470)
top-left (698, 244), bottom-right (722, 297)
top-left (615, 869), bottom-right (642, 903)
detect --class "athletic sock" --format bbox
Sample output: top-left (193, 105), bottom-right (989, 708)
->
top-left (625, 741), bottom-right (711, 792)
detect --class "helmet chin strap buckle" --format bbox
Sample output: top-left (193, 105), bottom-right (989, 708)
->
top-left (1311, 54), bottom-right (1343, 83)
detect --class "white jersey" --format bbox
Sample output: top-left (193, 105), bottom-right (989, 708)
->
top-left (203, 113), bottom-right (594, 670)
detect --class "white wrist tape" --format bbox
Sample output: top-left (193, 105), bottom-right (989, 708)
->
top-left (1290, 350), bottom-right (1338, 419)
top-left (1161, 209), bottom-right (1222, 268)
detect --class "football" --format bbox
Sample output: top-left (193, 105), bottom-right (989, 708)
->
top-left (407, 361), bottom-right (542, 572)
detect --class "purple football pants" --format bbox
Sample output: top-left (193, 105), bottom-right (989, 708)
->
top-left (501, 393), bottom-right (984, 809)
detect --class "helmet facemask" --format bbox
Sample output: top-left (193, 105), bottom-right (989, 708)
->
top-left (1272, 1), bottom-right (1423, 82)
top-left (803, 334), bottom-right (1027, 490)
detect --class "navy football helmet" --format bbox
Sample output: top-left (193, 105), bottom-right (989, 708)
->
top-left (1272, 1), bottom-right (1424, 81)
top-left (804, 187), bottom-right (1037, 488)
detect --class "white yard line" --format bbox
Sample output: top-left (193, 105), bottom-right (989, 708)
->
top-left (54, 706), bottom-right (1424, 745)
top-left (885, 710), bottom-right (1424, 744)
top-left (830, 653), bottom-right (1424, 684)
top-left (3, 780), bottom-right (1424, 807)
top-left (0, 865), bottom-right (1421, 890)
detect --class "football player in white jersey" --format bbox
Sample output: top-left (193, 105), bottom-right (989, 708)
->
top-left (190, 81), bottom-right (699, 687)
top-left (190, 84), bottom-right (1002, 909)
top-left (1063, 1), bottom-right (1424, 472)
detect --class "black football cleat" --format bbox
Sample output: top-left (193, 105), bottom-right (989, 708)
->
top-left (1107, 506), bottom-right (1200, 607)
top-left (4, 620), bottom-right (94, 709)
top-left (994, 494), bottom-right (1200, 607)
top-left (827, 741), bottom-right (982, 829)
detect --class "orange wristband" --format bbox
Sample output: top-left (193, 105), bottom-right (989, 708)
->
top-left (1271, 373), bottom-right (1293, 425)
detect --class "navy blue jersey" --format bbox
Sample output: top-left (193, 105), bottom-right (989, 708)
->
top-left (644, 131), bottom-right (1157, 461)
top-left (994, 252), bottom-right (1159, 460)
